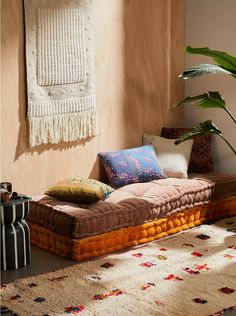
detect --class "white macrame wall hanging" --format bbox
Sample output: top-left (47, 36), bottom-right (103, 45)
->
top-left (24, 0), bottom-right (98, 147)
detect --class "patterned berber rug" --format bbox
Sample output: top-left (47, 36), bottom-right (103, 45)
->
top-left (1, 217), bottom-right (236, 316)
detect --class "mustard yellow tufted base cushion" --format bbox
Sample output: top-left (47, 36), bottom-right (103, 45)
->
top-left (29, 196), bottom-right (236, 261)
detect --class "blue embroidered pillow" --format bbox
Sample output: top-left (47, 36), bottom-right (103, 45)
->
top-left (99, 145), bottom-right (166, 188)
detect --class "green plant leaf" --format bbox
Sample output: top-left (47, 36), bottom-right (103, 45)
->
top-left (175, 120), bottom-right (221, 145)
top-left (174, 91), bottom-right (225, 109)
top-left (185, 46), bottom-right (236, 73)
top-left (179, 64), bottom-right (233, 79)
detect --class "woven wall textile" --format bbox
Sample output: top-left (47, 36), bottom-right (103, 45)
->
top-left (24, 0), bottom-right (98, 147)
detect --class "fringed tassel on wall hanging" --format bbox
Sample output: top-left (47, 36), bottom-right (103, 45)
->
top-left (24, 0), bottom-right (98, 147)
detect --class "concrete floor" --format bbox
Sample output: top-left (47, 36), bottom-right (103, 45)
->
top-left (1, 245), bottom-right (236, 316)
top-left (1, 245), bottom-right (78, 284)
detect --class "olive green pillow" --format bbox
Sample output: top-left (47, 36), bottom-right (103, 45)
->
top-left (45, 177), bottom-right (114, 204)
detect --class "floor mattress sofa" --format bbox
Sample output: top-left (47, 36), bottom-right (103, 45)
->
top-left (27, 172), bottom-right (236, 261)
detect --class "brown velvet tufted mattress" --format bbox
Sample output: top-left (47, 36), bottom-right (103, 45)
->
top-left (28, 173), bottom-right (236, 239)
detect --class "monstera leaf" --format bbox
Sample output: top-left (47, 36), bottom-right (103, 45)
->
top-left (175, 120), bottom-right (236, 155)
top-left (175, 120), bottom-right (221, 145)
top-left (185, 46), bottom-right (236, 75)
top-left (174, 46), bottom-right (236, 157)
top-left (174, 91), bottom-right (236, 124)
top-left (174, 91), bottom-right (225, 109)
top-left (179, 64), bottom-right (233, 80)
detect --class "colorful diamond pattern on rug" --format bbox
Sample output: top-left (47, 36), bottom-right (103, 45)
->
top-left (164, 274), bottom-right (184, 281)
top-left (140, 283), bottom-right (155, 290)
top-left (218, 287), bottom-right (235, 295)
top-left (93, 289), bottom-right (124, 300)
top-left (183, 267), bottom-right (200, 275)
top-left (224, 254), bottom-right (235, 260)
top-left (64, 305), bottom-right (85, 314)
top-left (10, 295), bottom-right (21, 301)
top-left (101, 262), bottom-right (114, 269)
top-left (132, 253), bottom-right (143, 258)
top-left (191, 251), bottom-right (203, 257)
top-left (1, 217), bottom-right (236, 316)
top-left (48, 275), bottom-right (69, 282)
top-left (195, 234), bottom-right (211, 240)
top-left (193, 298), bottom-right (208, 304)
top-left (139, 262), bottom-right (156, 268)
top-left (34, 297), bottom-right (46, 303)
top-left (183, 242), bottom-right (194, 247)
top-left (157, 255), bottom-right (167, 260)
top-left (27, 282), bottom-right (38, 288)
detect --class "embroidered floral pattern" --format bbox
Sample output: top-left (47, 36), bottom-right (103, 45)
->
top-left (99, 145), bottom-right (166, 187)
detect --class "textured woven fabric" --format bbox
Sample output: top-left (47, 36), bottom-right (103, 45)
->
top-left (99, 145), bottom-right (166, 188)
top-left (45, 178), bottom-right (114, 204)
top-left (28, 173), bottom-right (236, 239)
top-left (24, 0), bottom-right (98, 146)
top-left (143, 134), bottom-right (193, 178)
top-left (161, 127), bottom-right (214, 173)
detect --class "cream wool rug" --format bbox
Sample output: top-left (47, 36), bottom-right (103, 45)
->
top-left (1, 217), bottom-right (236, 316)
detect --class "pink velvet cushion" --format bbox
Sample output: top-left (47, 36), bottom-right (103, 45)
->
top-left (161, 127), bottom-right (214, 173)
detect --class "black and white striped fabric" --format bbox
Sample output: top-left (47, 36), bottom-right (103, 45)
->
top-left (1, 198), bottom-right (31, 271)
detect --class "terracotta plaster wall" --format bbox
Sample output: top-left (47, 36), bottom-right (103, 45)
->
top-left (1, 0), bottom-right (184, 195)
top-left (185, 0), bottom-right (236, 172)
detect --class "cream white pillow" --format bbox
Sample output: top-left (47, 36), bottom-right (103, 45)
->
top-left (143, 134), bottom-right (193, 178)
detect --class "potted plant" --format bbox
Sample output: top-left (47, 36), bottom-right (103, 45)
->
top-left (174, 46), bottom-right (236, 156)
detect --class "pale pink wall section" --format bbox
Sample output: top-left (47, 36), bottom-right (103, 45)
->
top-left (1, 0), bottom-right (184, 195)
top-left (185, 0), bottom-right (236, 172)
